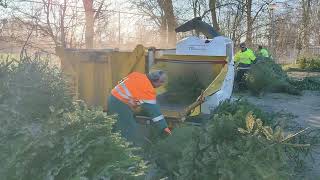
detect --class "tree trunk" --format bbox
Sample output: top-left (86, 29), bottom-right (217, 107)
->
top-left (82, 0), bottom-right (94, 48)
top-left (209, 0), bottom-right (220, 32)
top-left (231, 2), bottom-right (244, 42)
top-left (246, 0), bottom-right (253, 46)
top-left (192, 0), bottom-right (200, 36)
top-left (59, 1), bottom-right (67, 48)
top-left (302, 0), bottom-right (311, 48)
top-left (162, 0), bottom-right (176, 47)
top-left (0, 0), bottom-right (7, 8)
top-left (159, 17), bottom-right (167, 46)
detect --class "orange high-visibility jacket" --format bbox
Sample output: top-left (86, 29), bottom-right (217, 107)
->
top-left (111, 72), bottom-right (156, 106)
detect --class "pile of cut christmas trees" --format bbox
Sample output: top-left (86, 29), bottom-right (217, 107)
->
top-left (144, 100), bottom-right (320, 180)
top-left (241, 58), bottom-right (320, 95)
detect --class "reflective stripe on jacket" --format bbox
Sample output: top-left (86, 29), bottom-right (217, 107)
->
top-left (111, 72), bottom-right (156, 106)
top-left (234, 48), bottom-right (256, 64)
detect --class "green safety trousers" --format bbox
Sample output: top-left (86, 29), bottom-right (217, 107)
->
top-left (108, 95), bottom-right (168, 145)
top-left (108, 95), bottom-right (141, 144)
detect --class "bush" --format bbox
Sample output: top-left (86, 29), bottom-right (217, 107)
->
top-left (245, 60), bottom-right (301, 95)
top-left (297, 56), bottom-right (320, 71)
top-left (0, 56), bottom-right (145, 180)
top-left (146, 100), bottom-right (315, 180)
top-left (289, 76), bottom-right (320, 91)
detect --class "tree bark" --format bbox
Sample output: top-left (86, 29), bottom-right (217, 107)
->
top-left (231, 2), bottom-right (244, 42)
top-left (0, 0), bottom-right (7, 8)
top-left (245, 0), bottom-right (253, 46)
top-left (59, 1), bottom-right (67, 48)
top-left (192, 0), bottom-right (200, 36)
top-left (302, 0), bottom-right (311, 48)
top-left (82, 0), bottom-right (94, 48)
top-left (162, 0), bottom-right (176, 47)
top-left (209, 0), bottom-right (220, 32)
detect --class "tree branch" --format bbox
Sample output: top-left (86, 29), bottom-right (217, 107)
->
top-left (201, 2), bottom-right (241, 19)
top-left (94, 0), bottom-right (104, 21)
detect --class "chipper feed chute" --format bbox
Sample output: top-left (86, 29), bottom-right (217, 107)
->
top-left (149, 41), bottom-right (234, 125)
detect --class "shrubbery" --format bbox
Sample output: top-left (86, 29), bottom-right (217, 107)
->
top-left (297, 56), bottom-right (320, 71)
top-left (289, 76), bottom-right (320, 91)
top-left (0, 56), bottom-right (145, 180)
top-left (146, 100), bottom-right (316, 180)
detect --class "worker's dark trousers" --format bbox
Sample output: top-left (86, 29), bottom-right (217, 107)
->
top-left (235, 63), bottom-right (251, 90)
top-left (107, 95), bottom-right (142, 145)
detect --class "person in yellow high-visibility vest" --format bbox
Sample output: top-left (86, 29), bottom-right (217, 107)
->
top-left (108, 70), bottom-right (171, 145)
top-left (234, 42), bottom-right (256, 89)
top-left (234, 42), bottom-right (256, 66)
top-left (257, 45), bottom-right (270, 60)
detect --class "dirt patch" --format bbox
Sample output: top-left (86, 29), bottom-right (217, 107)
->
top-left (243, 91), bottom-right (320, 128)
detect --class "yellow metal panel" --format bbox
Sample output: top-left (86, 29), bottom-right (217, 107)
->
top-left (203, 64), bottom-right (228, 97)
top-left (190, 105), bottom-right (201, 116)
top-left (212, 64), bottom-right (224, 79)
top-left (187, 64), bottom-right (228, 117)
top-left (110, 45), bottom-right (146, 87)
top-left (78, 62), bottom-right (95, 105)
top-left (105, 55), bottom-right (113, 110)
top-left (93, 59), bottom-right (111, 109)
top-left (57, 45), bottom-right (146, 111)
top-left (59, 53), bottom-right (79, 99)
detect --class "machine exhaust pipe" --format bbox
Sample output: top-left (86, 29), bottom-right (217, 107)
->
top-left (175, 17), bottom-right (221, 39)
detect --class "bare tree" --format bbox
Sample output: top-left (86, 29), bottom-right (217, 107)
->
top-left (228, 1), bottom-right (245, 43)
top-left (59, 1), bottom-right (67, 47)
top-left (0, 0), bottom-right (7, 8)
top-left (245, 0), bottom-right (271, 46)
top-left (209, 0), bottom-right (220, 32)
top-left (245, 0), bottom-right (253, 46)
top-left (82, 0), bottom-right (94, 48)
top-left (1, 0), bottom-right (318, 62)
top-left (301, 0), bottom-right (311, 48)
top-left (160, 0), bottom-right (176, 45)
top-left (130, 0), bottom-right (176, 47)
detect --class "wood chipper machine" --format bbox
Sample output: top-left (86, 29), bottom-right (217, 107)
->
top-left (56, 18), bottom-right (235, 127)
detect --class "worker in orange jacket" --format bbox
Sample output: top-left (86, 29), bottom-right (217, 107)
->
top-left (108, 70), bottom-right (171, 145)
